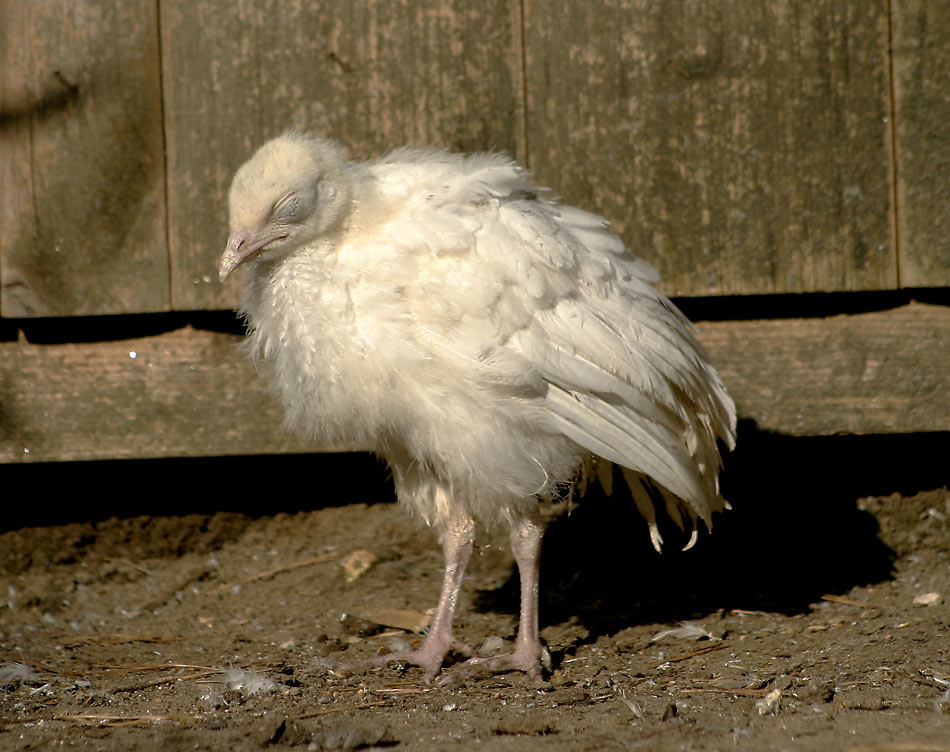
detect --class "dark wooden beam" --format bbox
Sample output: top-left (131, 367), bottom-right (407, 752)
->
top-left (1, 304), bottom-right (946, 464)
top-left (697, 302), bottom-right (949, 436)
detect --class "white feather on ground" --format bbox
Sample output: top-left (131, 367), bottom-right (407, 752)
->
top-left (650, 622), bottom-right (720, 643)
top-left (220, 132), bottom-right (736, 681)
top-left (219, 668), bottom-right (278, 697)
top-left (0, 662), bottom-right (41, 686)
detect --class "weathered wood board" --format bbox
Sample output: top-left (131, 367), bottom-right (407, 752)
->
top-left (0, 1), bottom-right (169, 318)
top-left (0, 325), bottom-right (328, 464)
top-left (3, 0), bottom-right (947, 324)
top-left (891, 1), bottom-right (950, 287)
top-left (2, 305), bottom-right (946, 464)
top-left (523, 0), bottom-right (896, 297)
top-left (160, 0), bottom-right (525, 312)
top-left (698, 303), bottom-right (949, 437)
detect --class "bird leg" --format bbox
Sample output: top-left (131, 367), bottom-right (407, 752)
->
top-left (441, 514), bottom-right (551, 682)
top-left (373, 510), bottom-right (476, 681)
top-left (505, 514), bottom-right (550, 676)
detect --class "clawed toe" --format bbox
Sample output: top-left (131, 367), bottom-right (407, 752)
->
top-left (437, 644), bottom-right (552, 684)
top-left (367, 638), bottom-right (550, 684)
top-left (371, 639), bottom-right (475, 682)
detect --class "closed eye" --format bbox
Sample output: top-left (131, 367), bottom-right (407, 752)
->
top-left (273, 191), bottom-right (299, 220)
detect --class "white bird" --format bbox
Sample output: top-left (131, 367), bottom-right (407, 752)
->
top-left (220, 132), bottom-right (736, 681)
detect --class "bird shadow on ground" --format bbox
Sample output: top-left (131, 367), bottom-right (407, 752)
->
top-left (4, 428), bottom-right (946, 647)
top-left (474, 424), bottom-right (949, 643)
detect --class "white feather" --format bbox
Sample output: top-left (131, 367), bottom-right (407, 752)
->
top-left (226, 135), bottom-right (735, 541)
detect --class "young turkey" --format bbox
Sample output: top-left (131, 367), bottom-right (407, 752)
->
top-left (219, 132), bottom-right (736, 681)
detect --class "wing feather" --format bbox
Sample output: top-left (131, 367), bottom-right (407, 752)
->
top-left (545, 386), bottom-right (706, 505)
top-left (363, 149), bottom-right (735, 527)
top-left (470, 178), bottom-right (735, 518)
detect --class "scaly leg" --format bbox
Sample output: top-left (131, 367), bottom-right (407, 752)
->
top-left (505, 514), bottom-right (550, 676)
top-left (373, 509), bottom-right (475, 681)
top-left (443, 513), bottom-right (551, 682)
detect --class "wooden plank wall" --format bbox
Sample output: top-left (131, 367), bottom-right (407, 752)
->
top-left (4, 0), bottom-right (949, 316)
top-left (160, 0), bottom-right (524, 311)
top-left (0, 2), bottom-right (169, 317)
top-left (524, 0), bottom-right (896, 295)
top-left (891, 1), bottom-right (950, 287)
top-left (0, 0), bottom-right (948, 464)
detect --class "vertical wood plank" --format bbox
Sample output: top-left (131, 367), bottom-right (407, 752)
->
top-left (524, 0), bottom-right (895, 297)
top-left (0, 2), bottom-right (168, 318)
top-left (162, 0), bottom-right (525, 312)
top-left (891, 1), bottom-right (950, 287)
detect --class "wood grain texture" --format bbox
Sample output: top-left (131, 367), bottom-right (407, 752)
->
top-left (697, 303), bottom-right (949, 436)
top-left (891, 1), bottom-right (950, 287)
top-left (523, 0), bottom-right (895, 297)
top-left (0, 1), bottom-right (168, 318)
top-left (2, 305), bottom-right (946, 463)
top-left (0, 326), bottom-right (329, 463)
top-left (160, 0), bottom-right (525, 312)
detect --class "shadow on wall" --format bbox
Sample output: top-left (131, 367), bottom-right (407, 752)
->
top-left (0, 451), bottom-right (395, 532)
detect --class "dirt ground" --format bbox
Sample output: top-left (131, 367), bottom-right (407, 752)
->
top-left (1, 441), bottom-right (948, 751)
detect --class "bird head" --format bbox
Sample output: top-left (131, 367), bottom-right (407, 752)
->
top-left (219, 132), bottom-right (351, 281)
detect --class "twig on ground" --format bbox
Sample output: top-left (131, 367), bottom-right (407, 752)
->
top-left (646, 642), bottom-right (729, 670)
top-left (209, 553), bottom-right (338, 594)
top-left (821, 594), bottom-right (873, 608)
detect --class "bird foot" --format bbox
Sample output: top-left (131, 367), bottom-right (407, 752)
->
top-left (437, 641), bottom-right (552, 684)
top-left (371, 637), bottom-right (475, 683)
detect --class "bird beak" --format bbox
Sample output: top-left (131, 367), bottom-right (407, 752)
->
top-left (219, 228), bottom-right (286, 281)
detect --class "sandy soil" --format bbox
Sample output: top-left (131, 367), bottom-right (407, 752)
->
top-left (1, 447), bottom-right (948, 751)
